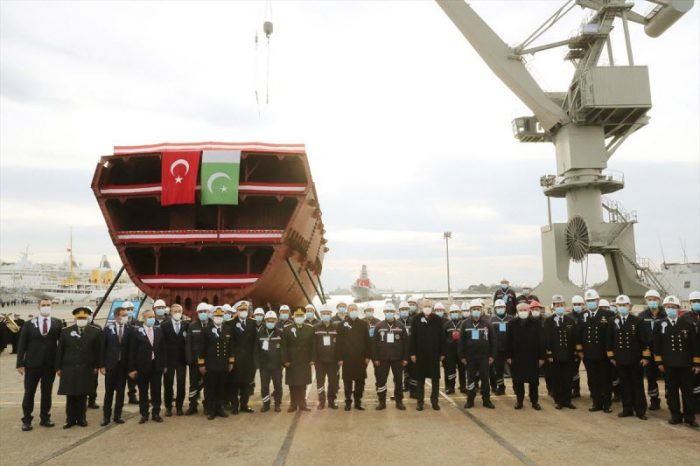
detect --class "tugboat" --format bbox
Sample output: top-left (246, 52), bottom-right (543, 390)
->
top-left (350, 264), bottom-right (383, 302)
top-left (91, 142), bottom-right (327, 316)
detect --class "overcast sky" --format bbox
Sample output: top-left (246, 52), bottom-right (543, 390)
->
top-left (1, 0), bottom-right (698, 291)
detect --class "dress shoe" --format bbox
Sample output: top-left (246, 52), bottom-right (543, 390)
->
top-left (589, 406), bottom-right (602, 412)
top-left (555, 404), bottom-right (563, 410)
top-left (637, 414), bottom-right (648, 420)
top-left (603, 407), bottom-right (613, 413)
top-left (63, 421), bottom-right (76, 429)
top-left (240, 407), bottom-right (254, 413)
top-left (261, 404), bottom-right (271, 413)
top-left (207, 414), bottom-right (216, 420)
top-left (274, 405), bottom-right (281, 412)
top-left (344, 402), bottom-right (351, 411)
top-left (39, 419), bottom-right (55, 428)
top-left (354, 403), bottom-right (365, 411)
top-left (21, 423), bottom-right (32, 432)
top-left (396, 401), bottom-right (406, 410)
top-left (668, 418), bottom-right (682, 425)
top-left (445, 387), bottom-right (455, 394)
top-left (416, 402), bottom-right (424, 411)
top-left (287, 406), bottom-right (297, 413)
top-left (78, 419), bottom-right (88, 427)
top-left (113, 417), bottom-right (125, 424)
top-left (431, 402), bottom-right (440, 411)
top-left (215, 410), bottom-right (229, 418)
top-left (532, 403), bottom-right (542, 411)
top-left (375, 403), bottom-right (386, 411)
top-left (185, 406), bottom-right (198, 416)
top-left (100, 418), bottom-right (111, 427)
top-left (459, 387), bottom-right (468, 394)
top-left (483, 400), bottom-right (495, 409)
top-left (138, 417), bottom-right (148, 424)
top-left (618, 411), bottom-right (633, 418)
top-left (176, 408), bottom-right (184, 416)
top-left (152, 415), bottom-right (163, 422)
top-left (565, 403), bottom-right (577, 409)
top-left (165, 408), bottom-right (172, 417)
top-left (328, 401), bottom-right (338, 410)
top-left (88, 402), bottom-right (100, 409)
top-left (464, 399), bottom-right (474, 409)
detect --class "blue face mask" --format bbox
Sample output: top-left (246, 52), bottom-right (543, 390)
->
top-left (349, 311), bottom-right (359, 320)
top-left (223, 314), bottom-right (232, 321)
top-left (647, 301), bottom-right (658, 310)
top-left (198, 312), bottom-right (208, 321)
top-left (573, 305), bottom-right (583, 314)
top-left (691, 303), bottom-right (700, 312)
top-left (155, 308), bottom-right (166, 317)
top-left (265, 322), bottom-right (276, 330)
top-left (409, 305), bottom-right (417, 314)
top-left (450, 313), bottom-right (460, 320)
top-left (618, 306), bottom-right (629, 316)
top-left (385, 312), bottom-right (395, 321)
top-left (280, 313), bottom-right (289, 321)
top-left (666, 308), bottom-right (678, 319)
top-left (586, 302), bottom-right (597, 311)
top-left (495, 308), bottom-right (505, 317)
top-left (399, 310), bottom-right (409, 319)
top-left (321, 314), bottom-right (331, 322)
top-left (305, 312), bottom-right (314, 320)
top-left (337, 307), bottom-right (347, 314)
top-left (294, 317), bottom-right (305, 325)
top-left (500, 284), bottom-right (508, 290)
top-left (471, 310), bottom-right (481, 319)
top-left (554, 307), bottom-right (565, 316)
top-left (436, 311), bottom-right (445, 318)
top-left (145, 317), bottom-right (156, 327)
top-left (609, 306), bottom-right (617, 314)
top-left (255, 315), bottom-right (263, 323)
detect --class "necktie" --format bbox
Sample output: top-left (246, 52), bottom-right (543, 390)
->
top-left (42, 318), bottom-right (48, 336)
top-left (175, 323), bottom-right (179, 334)
top-left (147, 327), bottom-right (154, 345)
top-left (622, 317), bottom-right (626, 326)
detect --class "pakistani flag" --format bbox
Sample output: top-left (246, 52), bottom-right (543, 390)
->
top-left (200, 150), bottom-right (241, 205)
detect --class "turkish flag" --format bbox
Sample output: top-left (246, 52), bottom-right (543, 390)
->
top-left (161, 151), bottom-right (201, 206)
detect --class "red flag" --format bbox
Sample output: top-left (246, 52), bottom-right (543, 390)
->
top-left (161, 151), bottom-right (200, 206)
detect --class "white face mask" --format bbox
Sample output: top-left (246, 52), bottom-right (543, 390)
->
top-left (76, 319), bottom-right (89, 328)
top-left (423, 307), bottom-right (432, 316)
top-left (238, 311), bottom-right (248, 320)
top-left (213, 316), bottom-right (224, 325)
top-left (39, 306), bottom-right (51, 316)
top-left (119, 316), bottom-right (129, 325)
top-left (531, 310), bottom-right (541, 318)
top-left (171, 312), bottom-right (182, 321)
top-left (517, 311), bottom-right (529, 319)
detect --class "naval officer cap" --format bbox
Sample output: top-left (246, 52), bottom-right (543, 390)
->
top-left (293, 307), bottom-right (306, 317)
top-left (72, 306), bottom-right (93, 318)
top-left (212, 306), bottom-right (225, 316)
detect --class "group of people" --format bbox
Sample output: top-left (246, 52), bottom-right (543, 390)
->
top-left (12, 286), bottom-right (700, 431)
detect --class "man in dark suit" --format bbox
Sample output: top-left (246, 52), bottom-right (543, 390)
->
top-left (100, 306), bottom-right (133, 426)
top-left (56, 307), bottom-right (102, 428)
top-left (226, 301), bottom-right (257, 414)
top-left (15, 299), bottom-right (62, 431)
top-left (128, 309), bottom-right (167, 424)
top-left (162, 304), bottom-right (188, 416)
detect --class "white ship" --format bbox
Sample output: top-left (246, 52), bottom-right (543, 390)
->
top-left (652, 261), bottom-right (700, 305)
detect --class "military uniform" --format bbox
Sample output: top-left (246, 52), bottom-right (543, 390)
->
top-left (607, 314), bottom-right (651, 417)
top-left (571, 311), bottom-right (586, 398)
top-left (199, 322), bottom-right (234, 418)
top-left (256, 325), bottom-right (283, 410)
top-left (489, 314), bottom-right (512, 395)
top-left (337, 318), bottom-right (372, 409)
top-left (579, 309), bottom-right (614, 411)
top-left (373, 319), bottom-right (409, 408)
top-left (313, 321), bottom-right (340, 408)
top-left (185, 319), bottom-right (209, 413)
top-left (681, 310), bottom-right (700, 413)
top-left (56, 321), bottom-right (101, 427)
top-left (544, 314), bottom-right (578, 407)
top-left (444, 318), bottom-right (467, 393)
top-left (226, 317), bottom-right (256, 413)
top-left (281, 321), bottom-right (315, 411)
top-left (653, 316), bottom-right (699, 424)
top-left (459, 317), bottom-right (496, 406)
top-left (639, 307), bottom-right (667, 409)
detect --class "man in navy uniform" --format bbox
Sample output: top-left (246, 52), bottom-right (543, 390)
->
top-left (129, 308), bottom-right (167, 424)
top-left (199, 306), bottom-right (234, 419)
top-left (639, 289), bottom-right (666, 410)
top-left (578, 289), bottom-right (614, 413)
top-left (185, 302), bottom-right (210, 415)
top-left (544, 295), bottom-right (578, 409)
top-left (100, 305), bottom-right (133, 426)
top-left (16, 298), bottom-right (62, 431)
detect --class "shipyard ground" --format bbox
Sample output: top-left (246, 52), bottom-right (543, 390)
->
top-left (1, 308), bottom-right (698, 465)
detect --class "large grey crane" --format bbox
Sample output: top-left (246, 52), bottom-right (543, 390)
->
top-left (437, 0), bottom-right (695, 301)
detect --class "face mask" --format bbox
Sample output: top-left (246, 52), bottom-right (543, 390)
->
top-left (609, 306), bottom-right (617, 314)
top-left (423, 307), bottom-right (433, 316)
top-left (364, 312), bottom-right (374, 319)
top-left (337, 307), bottom-right (347, 314)
top-left (461, 311), bottom-right (469, 319)
top-left (119, 315), bottom-right (129, 325)
top-left (385, 312), bottom-right (395, 321)
top-left (436, 311), bottom-right (445, 318)
top-left (349, 311), bottom-right (359, 320)
top-left (573, 305), bottom-right (583, 314)
top-left (399, 310), bottom-right (409, 319)
top-left (409, 305), bottom-right (417, 314)
top-left (471, 310), bottom-right (481, 319)
top-left (495, 308), bottom-right (505, 317)
top-left (531, 310), bottom-right (541, 318)
top-left (294, 317), bottom-right (305, 325)
top-left (172, 312), bottom-right (182, 321)
top-left (266, 322), bottom-right (276, 330)
top-left (238, 311), bottom-right (249, 320)
top-left (586, 302), bottom-right (597, 311)
top-left (305, 312), bottom-right (315, 320)
top-left (518, 311), bottom-right (529, 319)
top-left (618, 306), bottom-right (629, 316)
top-left (155, 308), bottom-right (166, 317)
top-left (554, 307), bottom-right (565, 316)
top-left (501, 284), bottom-right (508, 290)
top-left (691, 303), bottom-right (700, 312)
top-left (223, 314), bottom-right (232, 322)
top-left (647, 301), bottom-right (658, 310)
top-left (450, 313), bottom-right (460, 321)
top-left (280, 313), bottom-right (289, 321)
top-left (39, 306), bottom-right (51, 316)
top-left (76, 318), bottom-right (88, 328)
top-left (198, 312), bottom-right (209, 321)
top-left (127, 310), bottom-right (135, 319)
top-left (523, 290), bottom-right (531, 296)
top-left (145, 317), bottom-right (156, 327)
top-left (666, 308), bottom-right (678, 319)
top-left (213, 316), bottom-right (224, 325)
top-left (255, 315), bottom-right (263, 323)
top-left (321, 314), bottom-right (331, 322)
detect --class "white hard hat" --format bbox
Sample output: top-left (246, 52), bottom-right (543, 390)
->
top-left (222, 304), bottom-right (232, 313)
top-left (584, 289), bottom-right (600, 300)
top-left (320, 304), bottom-right (333, 314)
top-left (196, 302), bottom-right (210, 312)
top-left (407, 298), bottom-right (418, 303)
top-left (279, 304), bottom-right (290, 312)
top-left (434, 302), bottom-right (445, 310)
top-left (571, 295), bottom-right (585, 305)
top-left (644, 289), bottom-right (661, 299)
top-left (689, 291), bottom-right (700, 301)
top-left (305, 304), bottom-right (315, 311)
top-left (552, 294), bottom-right (565, 304)
top-left (153, 299), bottom-right (166, 308)
top-left (662, 295), bottom-right (681, 307)
top-left (500, 278), bottom-right (509, 284)
top-left (264, 311), bottom-right (277, 320)
top-left (614, 295), bottom-right (631, 305)
top-left (522, 284), bottom-right (531, 290)
top-left (254, 307), bottom-right (265, 316)
top-left (398, 301), bottom-right (409, 309)
top-left (469, 299), bottom-right (483, 309)
top-left (336, 301), bottom-right (347, 308)
top-left (494, 299), bottom-right (506, 307)
top-left (122, 300), bottom-right (134, 309)
top-left (460, 301), bottom-right (470, 310)
top-left (364, 304), bottom-right (375, 311)
top-left (449, 304), bottom-right (460, 312)
top-left (599, 298), bottom-right (611, 308)
top-left (383, 302), bottom-right (396, 312)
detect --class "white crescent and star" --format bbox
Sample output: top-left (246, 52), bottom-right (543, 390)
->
top-left (170, 159), bottom-right (190, 184)
top-left (207, 172), bottom-right (232, 193)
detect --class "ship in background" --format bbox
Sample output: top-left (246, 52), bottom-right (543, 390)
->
top-left (350, 264), bottom-right (383, 302)
top-left (91, 142), bottom-right (327, 315)
top-left (652, 261), bottom-right (700, 305)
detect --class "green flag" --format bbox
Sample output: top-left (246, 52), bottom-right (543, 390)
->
top-left (200, 150), bottom-right (240, 205)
